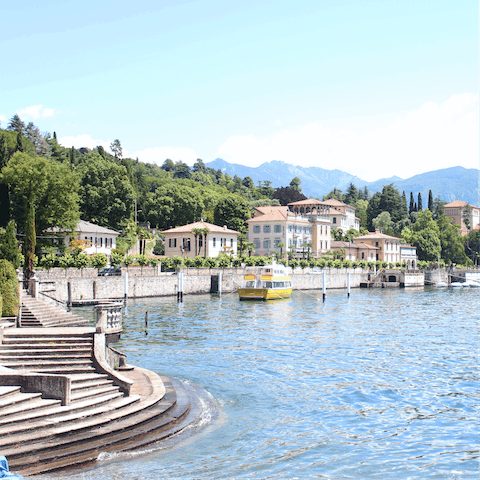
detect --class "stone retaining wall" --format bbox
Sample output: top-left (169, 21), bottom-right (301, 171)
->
top-left (34, 267), bottom-right (371, 303)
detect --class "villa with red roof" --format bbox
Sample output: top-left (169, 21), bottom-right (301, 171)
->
top-left (247, 199), bottom-right (333, 257)
top-left (444, 200), bottom-right (480, 236)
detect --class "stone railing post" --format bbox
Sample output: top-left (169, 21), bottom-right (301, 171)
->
top-left (95, 302), bottom-right (123, 336)
top-left (28, 275), bottom-right (39, 298)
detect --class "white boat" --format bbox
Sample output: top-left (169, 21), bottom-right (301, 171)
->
top-left (450, 282), bottom-right (465, 288)
top-left (435, 281), bottom-right (448, 287)
top-left (465, 280), bottom-right (480, 288)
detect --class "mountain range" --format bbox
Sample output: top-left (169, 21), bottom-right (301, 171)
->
top-left (206, 159), bottom-right (480, 206)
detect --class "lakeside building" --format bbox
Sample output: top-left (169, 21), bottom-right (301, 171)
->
top-left (331, 240), bottom-right (378, 262)
top-left (354, 229), bottom-right (405, 264)
top-left (444, 200), bottom-right (480, 236)
top-left (162, 221), bottom-right (240, 259)
top-left (247, 199), bottom-right (333, 257)
top-left (321, 198), bottom-right (360, 232)
top-left (54, 220), bottom-right (119, 256)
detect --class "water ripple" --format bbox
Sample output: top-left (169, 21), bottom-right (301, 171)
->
top-left (40, 287), bottom-right (479, 480)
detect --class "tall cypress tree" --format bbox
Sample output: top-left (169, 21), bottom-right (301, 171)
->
top-left (417, 193), bottom-right (423, 211)
top-left (0, 134), bottom-right (10, 227)
top-left (409, 192), bottom-right (415, 214)
top-left (15, 132), bottom-right (24, 153)
top-left (401, 191), bottom-right (408, 218)
top-left (428, 190), bottom-right (433, 211)
top-left (69, 146), bottom-right (76, 166)
top-left (23, 200), bottom-right (36, 288)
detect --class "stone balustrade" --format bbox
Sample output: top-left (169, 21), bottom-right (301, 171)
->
top-left (95, 302), bottom-right (123, 336)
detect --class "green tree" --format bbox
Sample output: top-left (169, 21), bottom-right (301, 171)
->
top-left (402, 210), bottom-right (441, 262)
top-left (464, 229), bottom-right (480, 266)
top-left (15, 132), bottom-right (24, 153)
top-left (0, 133), bottom-right (10, 227)
top-left (213, 195), bottom-right (251, 233)
top-left (289, 177), bottom-right (302, 192)
top-left (344, 183), bottom-right (358, 207)
top-left (372, 211), bottom-right (393, 234)
top-left (1, 152), bottom-right (79, 240)
top-left (143, 183), bottom-right (205, 230)
top-left (77, 153), bottom-right (134, 228)
top-left (0, 221), bottom-right (22, 268)
top-left (436, 214), bottom-right (468, 265)
top-left (90, 253), bottom-right (108, 270)
top-left (409, 192), bottom-right (415, 214)
top-left (0, 259), bottom-right (20, 316)
top-left (417, 193), bottom-right (423, 211)
top-left (272, 186), bottom-right (306, 206)
top-left (23, 201), bottom-right (36, 284)
top-left (7, 114), bottom-right (25, 135)
top-left (428, 190), bottom-right (434, 211)
top-left (462, 204), bottom-right (472, 232)
top-left (110, 139), bottom-right (122, 159)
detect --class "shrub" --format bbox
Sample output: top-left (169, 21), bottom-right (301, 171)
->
top-left (0, 221), bottom-right (22, 268)
top-left (184, 257), bottom-right (194, 267)
top-left (135, 254), bottom-right (149, 267)
top-left (39, 253), bottom-right (57, 270)
top-left (0, 259), bottom-right (19, 317)
top-left (58, 253), bottom-right (75, 270)
top-left (193, 255), bottom-right (205, 268)
top-left (74, 253), bottom-right (91, 270)
top-left (110, 252), bottom-right (124, 268)
top-left (299, 260), bottom-right (309, 269)
top-left (90, 253), bottom-right (108, 270)
top-left (123, 255), bottom-right (135, 267)
top-left (289, 259), bottom-right (299, 270)
top-left (232, 257), bottom-right (242, 268)
top-left (217, 254), bottom-right (231, 269)
top-left (204, 257), bottom-right (217, 269)
top-left (172, 255), bottom-right (184, 269)
top-left (148, 258), bottom-right (159, 268)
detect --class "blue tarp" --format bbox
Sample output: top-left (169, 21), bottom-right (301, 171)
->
top-left (0, 457), bottom-right (23, 479)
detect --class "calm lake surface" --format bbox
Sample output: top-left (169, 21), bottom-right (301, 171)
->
top-left (36, 287), bottom-right (479, 480)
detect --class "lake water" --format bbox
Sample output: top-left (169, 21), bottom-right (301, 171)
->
top-left (36, 287), bottom-right (479, 480)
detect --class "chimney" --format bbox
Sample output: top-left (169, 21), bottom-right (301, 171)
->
top-left (224, 225), bottom-right (227, 230)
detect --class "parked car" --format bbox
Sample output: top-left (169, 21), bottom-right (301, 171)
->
top-left (98, 267), bottom-right (122, 276)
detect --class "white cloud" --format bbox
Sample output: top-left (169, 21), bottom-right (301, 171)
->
top-left (58, 134), bottom-right (110, 151)
top-left (216, 93), bottom-right (479, 181)
top-left (130, 146), bottom-right (198, 166)
top-left (0, 114), bottom-right (7, 125)
top-left (17, 105), bottom-right (57, 120)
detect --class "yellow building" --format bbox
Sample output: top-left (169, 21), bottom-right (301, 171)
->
top-left (354, 229), bottom-right (403, 263)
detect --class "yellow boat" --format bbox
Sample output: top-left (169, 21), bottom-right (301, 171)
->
top-left (238, 263), bottom-right (293, 300)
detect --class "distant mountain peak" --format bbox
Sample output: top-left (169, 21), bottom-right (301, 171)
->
top-left (205, 159), bottom-right (479, 205)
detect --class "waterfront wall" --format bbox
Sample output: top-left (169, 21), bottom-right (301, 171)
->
top-left (34, 267), bottom-right (371, 303)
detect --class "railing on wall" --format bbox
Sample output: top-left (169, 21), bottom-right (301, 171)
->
top-left (95, 302), bottom-right (123, 335)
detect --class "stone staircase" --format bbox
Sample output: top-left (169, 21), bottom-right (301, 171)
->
top-left (20, 293), bottom-right (89, 328)
top-left (0, 298), bottom-right (201, 476)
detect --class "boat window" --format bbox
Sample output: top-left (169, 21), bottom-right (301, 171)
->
top-left (245, 281), bottom-right (256, 288)
top-left (264, 281), bottom-right (272, 288)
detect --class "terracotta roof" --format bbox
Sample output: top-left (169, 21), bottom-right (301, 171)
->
top-left (355, 230), bottom-right (402, 241)
top-left (444, 200), bottom-right (468, 208)
top-left (331, 240), bottom-right (379, 250)
top-left (287, 198), bottom-right (328, 206)
top-left (162, 221), bottom-right (240, 235)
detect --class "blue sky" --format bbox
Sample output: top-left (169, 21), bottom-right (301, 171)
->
top-left (1, 0), bottom-right (478, 181)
